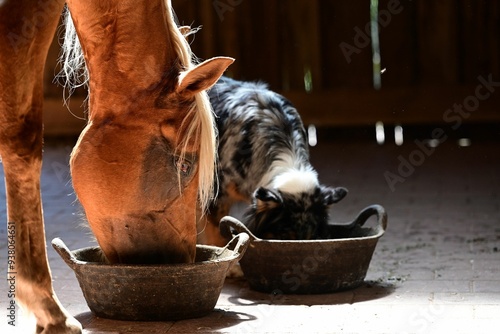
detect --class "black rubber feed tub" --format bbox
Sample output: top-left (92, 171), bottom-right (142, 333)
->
top-left (220, 205), bottom-right (387, 294)
top-left (52, 233), bottom-right (249, 321)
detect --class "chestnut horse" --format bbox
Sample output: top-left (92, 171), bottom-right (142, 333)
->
top-left (0, 0), bottom-right (232, 332)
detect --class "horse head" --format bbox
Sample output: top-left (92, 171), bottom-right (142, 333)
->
top-left (66, 0), bottom-right (232, 264)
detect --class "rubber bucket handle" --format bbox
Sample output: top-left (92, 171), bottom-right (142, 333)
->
top-left (219, 216), bottom-right (259, 242)
top-left (51, 237), bottom-right (81, 270)
top-left (224, 232), bottom-right (250, 262)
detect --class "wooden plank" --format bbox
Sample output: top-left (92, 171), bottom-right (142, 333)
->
top-left (306, 0), bottom-right (323, 91)
top-left (280, 0), bottom-right (322, 91)
top-left (43, 24), bottom-right (63, 98)
top-left (460, 0), bottom-right (500, 81)
top-left (281, 86), bottom-right (500, 127)
top-left (212, 0), bottom-right (242, 78)
top-left (377, 0), bottom-right (418, 87)
top-left (197, 0), bottom-right (216, 60)
top-left (249, 0), bottom-right (280, 88)
top-left (459, 0), bottom-right (483, 82)
top-left (40, 0), bottom-right (500, 137)
top-left (490, 0), bottom-right (500, 77)
top-left (43, 97), bottom-right (87, 136)
top-left (320, 0), bottom-right (373, 89)
top-left (172, 0), bottom-right (196, 27)
top-left (235, 0), bottom-right (258, 82)
top-left (416, 0), bottom-right (459, 84)
top-left (42, 16), bottom-right (88, 100)
top-left (43, 83), bottom-right (500, 136)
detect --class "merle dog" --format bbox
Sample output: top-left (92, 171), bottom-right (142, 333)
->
top-left (200, 76), bottom-right (347, 244)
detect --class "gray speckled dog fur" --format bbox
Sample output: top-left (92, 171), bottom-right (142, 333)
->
top-left (201, 76), bottom-right (347, 244)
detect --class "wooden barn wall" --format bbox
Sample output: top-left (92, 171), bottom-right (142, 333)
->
top-left (42, 0), bottom-right (500, 135)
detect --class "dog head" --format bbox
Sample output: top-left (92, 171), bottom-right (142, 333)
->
top-left (244, 185), bottom-right (348, 240)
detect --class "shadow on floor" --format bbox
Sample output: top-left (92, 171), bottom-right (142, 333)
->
top-left (222, 278), bottom-right (396, 307)
top-left (77, 308), bottom-right (257, 333)
top-left (74, 279), bottom-right (396, 333)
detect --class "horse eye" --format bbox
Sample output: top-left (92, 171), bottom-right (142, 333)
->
top-left (176, 158), bottom-right (191, 174)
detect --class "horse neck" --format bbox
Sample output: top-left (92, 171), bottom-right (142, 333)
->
top-left (66, 0), bottom-right (179, 118)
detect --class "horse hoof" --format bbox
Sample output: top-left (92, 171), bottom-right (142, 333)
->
top-left (36, 316), bottom-right (82, 334)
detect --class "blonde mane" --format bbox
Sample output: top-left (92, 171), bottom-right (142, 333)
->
top-left (162, 0), bottom-right (217, 213)
top-left (57, 7), bottom-right (87, 103)
top-left (59, 0), bottom-right (217, 213)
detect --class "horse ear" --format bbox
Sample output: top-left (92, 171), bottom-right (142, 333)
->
top-left (176, 57), bottom-right (234, 96)
top-left (254, 187), bottom-right (282, 210)
top-left (323, 186), bottom-right (348, 205)
top-left (178, 26), bottom-right (191, 36)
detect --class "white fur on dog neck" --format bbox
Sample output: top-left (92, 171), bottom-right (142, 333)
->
top-left (273, 168), bottom-right (319, 194)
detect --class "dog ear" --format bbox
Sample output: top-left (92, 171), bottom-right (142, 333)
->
top-left (254, 187), bottom-right (282, 210)
top-left (322, 186), bottom-right (348, 205)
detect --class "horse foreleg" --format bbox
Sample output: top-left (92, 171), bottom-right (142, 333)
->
top-left (2, 152), bottom-right (80, 334)
top-left (0, 1), bottom-right (81, 333)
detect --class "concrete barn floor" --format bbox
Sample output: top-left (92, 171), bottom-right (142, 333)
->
top-left (1, 125), bottom-right (499, 333)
